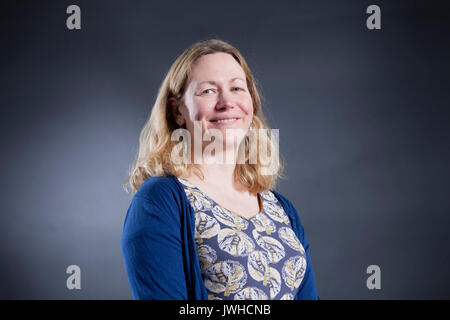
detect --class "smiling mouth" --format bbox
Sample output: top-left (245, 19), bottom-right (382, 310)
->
top-left (210, 118), bottom-right (239, 124)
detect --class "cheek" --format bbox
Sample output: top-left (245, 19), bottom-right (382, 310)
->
top-left (183, 99), bottom-right (206, 122)
top-left (194, 100), bottom-right (216, 121)
top-left (243, 96), bottom-right (254, 118)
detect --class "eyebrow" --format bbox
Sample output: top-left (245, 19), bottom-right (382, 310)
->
top-left (198, 77), bottom-right (246, 86)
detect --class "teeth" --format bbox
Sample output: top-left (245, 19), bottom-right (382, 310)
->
top-left (215, 118), bottom-right (237, 123)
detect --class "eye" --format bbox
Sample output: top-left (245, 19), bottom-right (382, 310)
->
top-left (232, 87), bottom-right (244, 92)
top-left (202, 89), bottom-right (215, 94)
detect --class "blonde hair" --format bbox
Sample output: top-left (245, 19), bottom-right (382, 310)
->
top-left (123, 39), bottom-right (284, 195)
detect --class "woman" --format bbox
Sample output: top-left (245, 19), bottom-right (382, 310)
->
top-left (121, 39), bottom-right (319, 300)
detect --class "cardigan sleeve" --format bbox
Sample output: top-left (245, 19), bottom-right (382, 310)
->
top-left (121, 194), bottom-right (189, 299)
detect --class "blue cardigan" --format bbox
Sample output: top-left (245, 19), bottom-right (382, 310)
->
top-left (121, 175), bottom-right (320, 300)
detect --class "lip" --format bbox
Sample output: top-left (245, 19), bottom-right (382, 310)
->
top-left (209, 117), bottom-right (241, 126)
top-left (209, 116), bottom-right (241, 122)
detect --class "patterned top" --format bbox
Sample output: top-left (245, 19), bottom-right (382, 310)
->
top-left (177, 177), bottom-right (307, 300)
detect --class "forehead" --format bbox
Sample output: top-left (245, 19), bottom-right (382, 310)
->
top-left (189, 52), bottom-right (246, 83)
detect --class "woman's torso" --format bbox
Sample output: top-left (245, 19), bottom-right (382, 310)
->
top-left (177, 177), bottom-right (308, 300)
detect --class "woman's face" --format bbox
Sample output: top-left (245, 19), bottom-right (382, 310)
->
top-left (177, 52), bottom-right (254, 150)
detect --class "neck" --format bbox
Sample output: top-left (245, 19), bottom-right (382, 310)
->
top-left (198, 162), bottom-right (236, 188)
top-left (187, 142), bottom-right (244, 191)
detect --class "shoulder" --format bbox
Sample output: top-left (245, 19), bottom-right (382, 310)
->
top-left (131, 175), bottom-right (187, 219)
top-left (134, 175), bottom-right (182, 202)
top-left (124, 175), bottom-right (185, 229)
top-left (270, 189), bottom-right (305, 231)
top-left (270, 189), bottom-right (296, 213)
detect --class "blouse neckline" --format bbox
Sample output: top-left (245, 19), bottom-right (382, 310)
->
top-left (177, 177), bottom-right (264, 221)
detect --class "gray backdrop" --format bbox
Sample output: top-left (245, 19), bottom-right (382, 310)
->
top-left (1, 0), bottom-right (449, 299)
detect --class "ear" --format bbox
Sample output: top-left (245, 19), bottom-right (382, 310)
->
top-left (168, 97), bottom-right (185, 126)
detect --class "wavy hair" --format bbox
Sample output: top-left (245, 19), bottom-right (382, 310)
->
top-left (123, 39), bottom-right (284, 195)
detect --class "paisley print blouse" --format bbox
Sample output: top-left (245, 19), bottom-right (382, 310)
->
top-left (177, 177), bottom-right (307, 300)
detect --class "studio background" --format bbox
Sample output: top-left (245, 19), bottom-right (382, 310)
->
top-left (1, 0), bottom-right (449, 299)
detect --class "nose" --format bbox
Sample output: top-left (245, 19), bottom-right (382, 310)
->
top-left (216, 90), bottom-right (235, 110)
